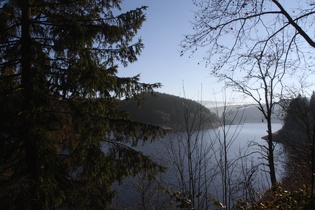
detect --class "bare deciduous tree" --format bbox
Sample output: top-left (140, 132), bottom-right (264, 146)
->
top-left (163, 97), bottom-right (218, 209)
top-left (224, 44), bottom-right (287, 187)
top-left (163, 92), bottom-right (260, 209)
top-left (207, 93), bottom-right (245, 209)
top-left (181, 1), bottom-right (311, 187)
top-left (181, 0), bottom-right (315, 72)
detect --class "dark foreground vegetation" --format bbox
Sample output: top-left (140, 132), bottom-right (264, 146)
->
top-left (0, 1), bottom-right (165, 209)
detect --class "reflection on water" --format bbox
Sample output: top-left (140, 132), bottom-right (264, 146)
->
top-left (112, 123), bottom-right (286, 209)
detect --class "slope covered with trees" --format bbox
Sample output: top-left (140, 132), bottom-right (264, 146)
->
top-left (120, 92), bottom-right (220, 130)
top-left (278, 94), bottom-right (315, 187)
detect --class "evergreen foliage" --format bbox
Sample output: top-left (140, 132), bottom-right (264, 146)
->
top-left (119, 92), bottom-right (220, 130)
top-left (279, 93), bottom-right (315, 147)
top-left (0, 0), bottom-right (164, 208)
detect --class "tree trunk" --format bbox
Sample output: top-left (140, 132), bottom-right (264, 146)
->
top-left (21, 1), bottom-right (40, 207)
top-left (311, 121), bottom-right (315, 204)
top-left (267, 117), bottom-right (277, 187)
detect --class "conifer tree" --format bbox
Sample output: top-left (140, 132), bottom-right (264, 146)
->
top-left (0, 0), bottom-right (164, 208)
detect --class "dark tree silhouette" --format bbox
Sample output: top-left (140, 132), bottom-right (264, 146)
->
top-left (0, 0), bottom-right (164, 209)
top-left (182, 0), bottom-right (315, 71)
top-left (181, 0), bottom-right (315, 188)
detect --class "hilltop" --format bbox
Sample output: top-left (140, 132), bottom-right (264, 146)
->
top-left (119, 92), bottom-right (220, 130)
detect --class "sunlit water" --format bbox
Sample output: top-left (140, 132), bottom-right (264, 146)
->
top-left (111, 123), bottom-right (285, 209)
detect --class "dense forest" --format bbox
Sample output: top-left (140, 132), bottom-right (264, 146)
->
top-left (119, 92), bottom-right (221, 130)
top-left (269, 94), bottom-right (315, 190)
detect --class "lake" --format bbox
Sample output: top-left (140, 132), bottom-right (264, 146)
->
top-left (111, 123), bottom-right (285, 209)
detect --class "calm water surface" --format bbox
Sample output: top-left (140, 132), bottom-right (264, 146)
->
top-left (112, 123), bottom-right (285, 209)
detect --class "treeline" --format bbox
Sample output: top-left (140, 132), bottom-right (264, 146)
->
top-left (119, 92), bottom-right (220, 130)
top-left (274, 93), bottom-right (315, 147)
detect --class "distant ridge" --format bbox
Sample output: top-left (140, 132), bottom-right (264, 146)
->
top-left (200, 101), bottom-right (252, 109)
top-left (204, 102), bottom-right (283, 124)
top-left (119, 92), bottom-right (220, 130)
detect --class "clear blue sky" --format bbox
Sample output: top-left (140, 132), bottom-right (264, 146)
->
top-left (118, 1), bottom-right (315, 103)
top-left (118, 0), bottom-right (223, 101)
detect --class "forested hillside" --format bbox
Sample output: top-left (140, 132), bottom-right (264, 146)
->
top-left (273, 95), bottom-right (315, 146)
top-left (119, 92), bottom-right (220, 130)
